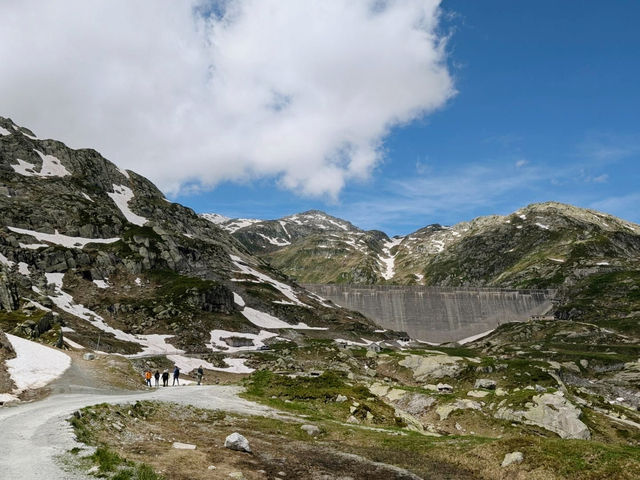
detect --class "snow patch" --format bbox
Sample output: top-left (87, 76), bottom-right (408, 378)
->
top-left (535, 223), bottom-right (550, 230)
top-left (18, 262), bottom-right (30, 275)
top-left (0, 252), bottom-right (14, 267)
top-left (107, 184), bottom-right (148, 226)
top-left (458, 329), bottom-right (495, 345)
top-left (207, 329), bottom-right (278, 352)
top-left (135, 277), bottom-right (142, 286)
top-left (81, 192), bottom-right (94, 202)
top-left (5, 333), bottom-right (71, 393)
top-left (597, 261), bottom-right (610, 266)
top-left (257, 233), bottom-right (291, 246)
top-left (241, 307), bottom-right (326, 330)
top-left (33, 150), bottom-right (70, 177)
top-left (233, 292), bottom-right (245, 307)
top-left (19, 243), bottom-right (49, 250)
top-left (548, 258), bottom-right (565, 263)
top-left (0, 126), bottom-right (11, 136)
top-left (380, 237), bottom-right (403, 280)
top-left (93, 280), bottom-right (109, 289)
top-left (63, 337), bottom-right (85, 350)
top-left (230, 255), bottom-right (306, 306)
top-left (8, 226), bottom-right (119, 249)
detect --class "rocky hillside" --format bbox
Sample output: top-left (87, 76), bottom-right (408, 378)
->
top-left (207, 203), bottom-right (640, 289)
top-left (0, 116), bottom-right (400, 360)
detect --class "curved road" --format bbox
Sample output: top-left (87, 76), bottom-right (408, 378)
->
top-left (0, 367), bottom-right (278, 480)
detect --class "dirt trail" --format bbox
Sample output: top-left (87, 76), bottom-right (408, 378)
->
top-left (0, 359), bottom-right (278, 480)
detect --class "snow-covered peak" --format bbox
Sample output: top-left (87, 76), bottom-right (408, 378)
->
top-left (201, 212), bottom-right (231, 224)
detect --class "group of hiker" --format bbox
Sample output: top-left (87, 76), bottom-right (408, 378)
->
top-left (143, 365), bottom-right (205, 387)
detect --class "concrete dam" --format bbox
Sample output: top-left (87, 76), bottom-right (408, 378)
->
top-left (303, 284), bottom-right (556, 344)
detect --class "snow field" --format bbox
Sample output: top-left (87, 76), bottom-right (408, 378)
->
top-left (4, 333), bottom-right (71, 393)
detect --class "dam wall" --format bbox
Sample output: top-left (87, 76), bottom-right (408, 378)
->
top-left (303, 284), bottom-right (556, 343)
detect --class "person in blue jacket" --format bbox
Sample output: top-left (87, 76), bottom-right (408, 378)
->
top-left (172, 365), bottom-right (181, 386)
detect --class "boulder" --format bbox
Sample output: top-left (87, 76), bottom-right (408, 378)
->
top-left (224, 432), bottom-right (251, 453)
top-left (436, 399), bottom-right (482, 420)
top-left (399, 354), bottom-right (466, 380)
top-left (495, 392), bottom-right (590, 440)
top-left (172, 442), bottom-right (196, 450)
top-left (335, 394), bottom-right (348, 403)
top-left (437, 383), bottom-right (453, 393)
top-left (474, 379), bottom-right (496, 390)
top-left (501, 451), bottom-right (524, 467)
top-left (83, 352), bottom-right (96, 361)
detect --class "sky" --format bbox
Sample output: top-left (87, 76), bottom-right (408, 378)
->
top-left (0, 0), bottom-right (638, 235)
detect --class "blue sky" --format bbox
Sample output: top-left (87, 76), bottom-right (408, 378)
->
top-left (173, 0), bottom-right (640, 235)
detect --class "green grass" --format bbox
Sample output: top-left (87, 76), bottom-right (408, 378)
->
top-left (243, 370), bottom-right (404, 426)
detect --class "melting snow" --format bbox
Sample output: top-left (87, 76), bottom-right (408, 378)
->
top-left (257, 233), bottom-right (291, 246)
top-left (19, 243), bottom-right (49, 250)
top-left (5, 333), bottom-right (71, 393)
top-left (0, 126), bottom-right (11, 136)
top-left (230, 255), bottom-right (306, 306)
top-left (208, 329), bottom-right (278, 352)
top-left (9, 226), bottom-right (119, 249)
top-left (535, 223), bottom-right (550, 230)
top-left (597, 261), bottom-right (610, 266)
top-left (93, 279), bottom-right (109, 289)
top-left (233, 292), bottom-right (245, 307)
top-left (548, 258), bottom-right (565, 263)
top-left (107, 184), bottom-right (148, 226)
top-left (380, 237), bottom-right (403, 280)
top-left (63, 337), bottom-right (85, 350)
top-left (18, 262), bottom-right (30, 275)
top-left (135, 277), bottom-right (142, 286)
top-left (81, 192), bottom-right (94, 202)
top-left (241, 307), bottom-right (326, 330)
top-left (0, 252), bottom-right (14, 267)
top-left (11, 151), bottom-right (70, 177)
top-left (458, 329), bottom-right (495, 345)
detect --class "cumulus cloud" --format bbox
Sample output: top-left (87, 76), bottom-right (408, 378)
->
top-left (0, 0), bottom-right (454, 198)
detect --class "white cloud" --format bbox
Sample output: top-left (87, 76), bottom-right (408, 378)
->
top-left (0, 0), bottom-right (454, 198)
top-left (515, 159), bottom-right (528, 168)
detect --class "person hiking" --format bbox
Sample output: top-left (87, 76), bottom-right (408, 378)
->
top-left (196, 365), bottom-right (204, 385)
top-left (144, 369), bottom-right (152, 387)
top-left (154, 370), bottom-right (160, 387)
top-left (172, 365), bottom-right (181, 386)
top-left (161, 369), bottom-right (169, 387)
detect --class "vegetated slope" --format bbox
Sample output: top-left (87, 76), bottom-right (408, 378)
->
top-left (0, 116), bottom-right (389, 358)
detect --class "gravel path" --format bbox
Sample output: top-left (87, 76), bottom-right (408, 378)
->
top-left (0, 379), bottom-right (278, 479)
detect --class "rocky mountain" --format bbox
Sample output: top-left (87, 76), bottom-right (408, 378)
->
top-left (207, 203), bottom-right (640, 290)
top-left (0, 116), bottom-right (397, 358)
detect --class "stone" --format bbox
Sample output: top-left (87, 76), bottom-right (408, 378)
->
top-left (474, 378), bottom-right (496, 390)
top-left (495, 392), bottom-right (590, 440)
top-left (495, 388), bottom-right (508, 397)
top-left (580, 359), bottom-right (589, 369)
top-left (173, 442), bottom-right (196, 450)
top-left (501, 451), bottom-right (524, 467)
top-left (399, 354), bottom-right (466, 380)
top-left (436, 399), bottom-right (482, 420)
top-left (437, 383), bottom-right (453, 393)
top-left (335, 394), bottom-right (348, 403)
top-left (394, 392), bottom-right (435, 415)
top-left (301, 424), bottom-right (321, 437)
top-left (346, 415), bottom-right (360, 424)
top-left (83, 352), bottom-right (96, 361)
top-left (224, 433), bottom-right (252, 453)
top-left (467, 390), bottom-right (489, 398)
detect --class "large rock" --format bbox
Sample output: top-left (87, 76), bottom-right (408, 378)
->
top-left (474, 378), bottom-right (496, 390)
top-left (399, 354), bottom-right (467, 380)
top-left (224, 432), bottom-right (252, 453)
top-left (495, 392), bottom-right (590, 440)
top-left (502, 451), bottom-right (524, 467)
top-left (436, 399), bottom-right (482, 420)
